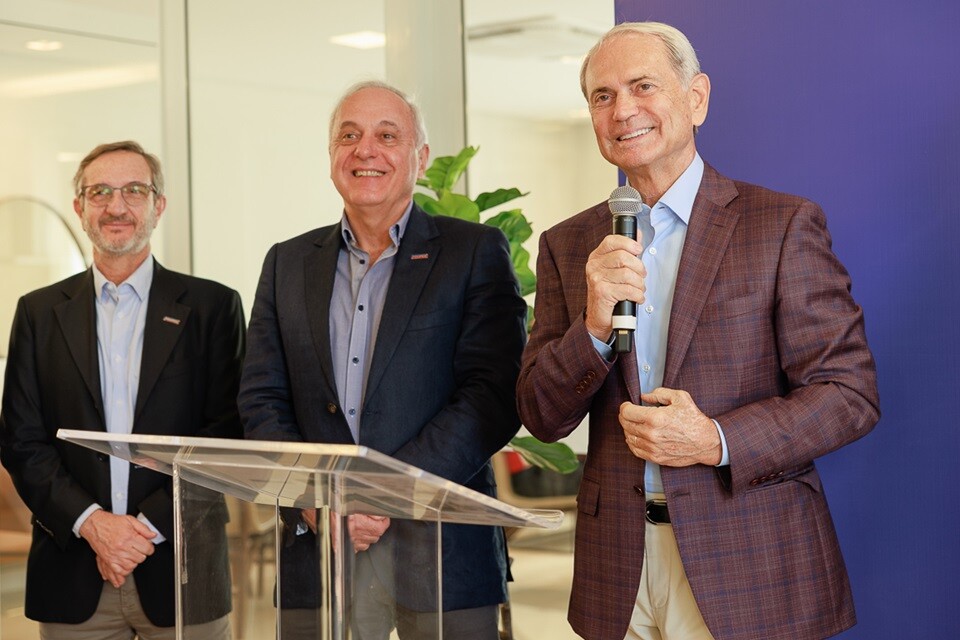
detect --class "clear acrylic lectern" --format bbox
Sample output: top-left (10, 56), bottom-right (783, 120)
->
top-left (57, 430), bottom-right (563, 640)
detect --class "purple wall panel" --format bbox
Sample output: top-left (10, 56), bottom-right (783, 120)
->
top-left (611, 2), bottom-right (960, 637)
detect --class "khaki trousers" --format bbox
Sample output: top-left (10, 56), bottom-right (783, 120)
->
top-left (624, 496), bottom-right (715, 640)
top-left (39, 574), bottom-right (230, 640)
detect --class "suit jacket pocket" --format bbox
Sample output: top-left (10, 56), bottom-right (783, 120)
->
top-left (405, 305), bottom-right (459, 331)
top-left (157, 358), bottom-right (194, 380)
top-left (699, 290), bottom-right (763, 323)
top-left (577, 476), bottom-right (600, 516)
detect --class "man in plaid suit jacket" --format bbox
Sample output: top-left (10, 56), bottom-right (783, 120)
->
top-left (517, 22), bottom-right (879, 640)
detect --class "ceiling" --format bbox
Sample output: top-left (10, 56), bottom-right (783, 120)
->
top-left (0, 0), bottom-right (611, 119)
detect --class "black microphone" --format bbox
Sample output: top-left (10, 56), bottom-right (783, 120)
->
top-left (607, 185), bottom-right (644, 354)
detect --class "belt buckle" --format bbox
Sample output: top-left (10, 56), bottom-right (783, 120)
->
top-left (645, 499), bottom-right (669, 525)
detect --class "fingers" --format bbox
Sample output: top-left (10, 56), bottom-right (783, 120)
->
top-left (301, 508), bottom-right (319, 534)
top-left (585, 235), bottom-right (647, 340)
top-left (80, 511), bottom-right (155, 571)
top-left (96, 556), bottom-right (126, 588)
top-left (348, 514), bottom-right (391, 552)
top-left (619, 393), bottom-right (719, 467)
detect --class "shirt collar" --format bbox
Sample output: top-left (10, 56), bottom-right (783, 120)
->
top-left (340, 201), bottom-right (413, 255)
top-left (646, 152), bottom-right (705, 226)
top-left (92, 254), bottom-right (154, 302)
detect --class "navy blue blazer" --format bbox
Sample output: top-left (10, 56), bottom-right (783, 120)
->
top-left (239, 204), bottom-right (527, 611)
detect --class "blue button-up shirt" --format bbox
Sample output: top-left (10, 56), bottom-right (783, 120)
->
top-left (73, 255), bottom-right (163, 541)
top-left (329, 204), bottom-right (412, 442)
top-left (593, 154), bottom-right (728, 492)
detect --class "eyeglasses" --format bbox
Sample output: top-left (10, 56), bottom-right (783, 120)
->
top-left (79, 182), bottom-right (158, 206)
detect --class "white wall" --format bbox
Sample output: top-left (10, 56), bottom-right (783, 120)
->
top-left (185, 0), bottom-right (387, 317)
top-left (467, 112), bottom-right (615, 266)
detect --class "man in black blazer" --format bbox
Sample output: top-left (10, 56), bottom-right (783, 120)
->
top-left (0, 141), bottom-right (245, 639)
top-left (239, 81), bottom-right (527, 639)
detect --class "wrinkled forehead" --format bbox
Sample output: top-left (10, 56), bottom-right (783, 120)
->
top-left (585, 33), bottom-right (675, 89)
top-left (83, 151), bottom-right (152, 183)
top-left (334, 87), bottom-right (415, 132)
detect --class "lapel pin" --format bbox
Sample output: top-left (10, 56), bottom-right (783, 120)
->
top-left (162, 316), bottom-right (182, 326)
top-left (410, 253), bottom-right (429, 261)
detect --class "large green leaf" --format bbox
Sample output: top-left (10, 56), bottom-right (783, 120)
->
top-left (509, 436), bottom-right (579, 474)
top-left (413, 192), bottom-right (443, 215)
top-left (414, 192), bottom-right (480, 222)
top-left (475, 188), bottom-right (527, 213)
top-left (423, 146), bottom-right (478, 194)
top-left (437, 192), bottom-right (480, 222)
top-left (509, 244), bottom-right (536, 296)
top-left (484, 209), bottom-right (533, 244)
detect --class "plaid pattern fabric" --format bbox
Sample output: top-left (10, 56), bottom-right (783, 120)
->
top-left (517, 164), bottom-right (879, 640)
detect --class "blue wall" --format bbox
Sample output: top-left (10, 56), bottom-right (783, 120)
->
top-left (613, 1), bottom-right (960, 637)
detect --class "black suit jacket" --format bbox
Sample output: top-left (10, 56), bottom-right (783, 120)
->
top-left (239, 205), bottom-right (527, 611)
top-left (0, 261), bottom-right (245, 626)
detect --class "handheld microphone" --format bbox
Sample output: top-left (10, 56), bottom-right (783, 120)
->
top-left (607, 185), bottom-right (644, 354)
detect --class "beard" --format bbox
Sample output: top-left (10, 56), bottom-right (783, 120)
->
top-left (82, 207), bottom-right (157, 257)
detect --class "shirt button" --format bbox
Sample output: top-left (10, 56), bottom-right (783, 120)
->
top-left (645, 305), bottom-right (654, 314)
top-left (359, 259), bottom-right (366, 265)
top-left (348, 408), bottom-right (356, 416)
top-left (642, 364), bottom-right (651, 373)
top-left (649, 247), bottom-right (657, 255)
top-left (358, 304), bottom-right (364, 311)
top-left (352, 356), bottom-right (359, 364)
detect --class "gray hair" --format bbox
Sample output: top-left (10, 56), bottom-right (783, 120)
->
top-left (73, 140), bottom-right (165, 196)
top-left (328, 80), bottom-right (428, 150)
top-left (580, 21), bottom-right (701, 98)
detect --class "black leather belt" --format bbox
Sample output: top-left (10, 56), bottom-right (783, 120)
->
top-left (645, 500), bottom-right (670, 525)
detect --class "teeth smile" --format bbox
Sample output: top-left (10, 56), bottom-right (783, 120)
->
top-left (354, 170), bottom-right (384, 177)
top-left (618, 128), bottom-right (652, 141)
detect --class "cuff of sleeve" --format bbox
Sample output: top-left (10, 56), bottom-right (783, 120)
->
top-left (73, 504), bottom-right (103, 538)
top-left (137, 513), bottom-right (166, 544)
top-left (589, 332), bottom-right (616, 362)
top-left (712, 419), bottom-right (730, 467)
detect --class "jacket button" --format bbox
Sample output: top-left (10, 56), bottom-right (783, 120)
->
top-left (750, 479), bottom-right (760, 486)
top-left (586, 370), bottom-right (596, 379)
top-left (633, 485), bottom-right (644, 495)
top-left (326, 403), bottom-right (337, 414)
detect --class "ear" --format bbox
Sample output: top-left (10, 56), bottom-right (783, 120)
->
top-left (73, 198), bottom-right (83, 219)
top-left (152, 195), bottom-right (167, 225)
top-left (688, 72), bottom-right (711, 127)
top-left (417, 144), bottom-right (430, 179)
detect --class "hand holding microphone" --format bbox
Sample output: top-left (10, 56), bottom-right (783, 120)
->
top-left (584, 186), bottom-right (647, 352)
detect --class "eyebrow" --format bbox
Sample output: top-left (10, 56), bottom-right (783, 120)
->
top-left (338, 119), bottom-right (402, 130)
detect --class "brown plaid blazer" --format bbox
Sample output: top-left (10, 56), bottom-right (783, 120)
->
top-left (517, 163), bottom-right (879, 640)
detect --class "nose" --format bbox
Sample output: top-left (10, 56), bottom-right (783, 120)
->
top-left (613, 92), bottom-right (640, 122)
top-left (104, 189), bottom-right (128, 213)
top-left (354, 136), bottom-right (377, 159)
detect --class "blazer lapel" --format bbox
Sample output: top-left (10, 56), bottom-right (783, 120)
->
top-left (53, 270), bottom-right (105, 424)
top-left (135, 263), bottom-right (189, 423)
top-left (663, 164), bottom-right (740, 388)
top-left (364, 206), bottom-right (439, 402)
top-left (304, 225), bottom-right (343, 400)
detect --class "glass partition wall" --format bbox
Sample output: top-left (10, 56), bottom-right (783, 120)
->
top-left (0, 1), bottom-right (610, 638)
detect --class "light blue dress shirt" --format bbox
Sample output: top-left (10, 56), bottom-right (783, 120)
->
top-left (329, 204), bottom-right (412, 443)
top-left (592, 154), bottom-right (729, 493)
top-left (73, 255), bottom-right (163, 542)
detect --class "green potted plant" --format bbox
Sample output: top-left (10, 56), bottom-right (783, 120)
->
top-left (415, 146), bottom-right (578, 474)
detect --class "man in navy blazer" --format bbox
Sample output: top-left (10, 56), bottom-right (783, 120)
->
top-left (518, 23), bottom-right (879, 640)
top-left (0, 141), bottom-right (244, 638)
top-left (239, 81), bottom-right (527, 639)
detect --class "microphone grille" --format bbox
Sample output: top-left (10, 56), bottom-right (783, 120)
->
top-left (608, 185), bottom-right (643, 214)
